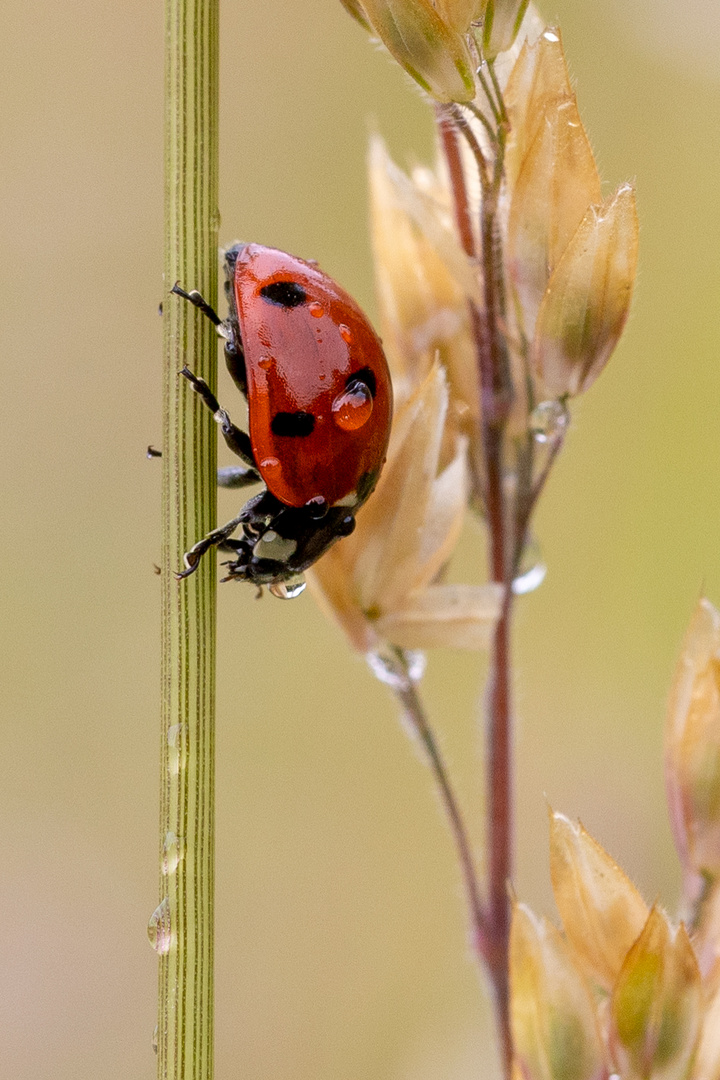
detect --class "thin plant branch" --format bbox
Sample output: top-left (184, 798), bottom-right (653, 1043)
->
top-left (487, 61), bottom-right (509, 125)
top-left (476, 65), bottom-right (502, 125)
top-left (157, 0), bottom-right (219, 1077)
top-left (465, 101), bottom-right (499, 149)
top-left (512, 428), bottom-right (567, 579)
top-left (389, 648), bottom-right (489, 956)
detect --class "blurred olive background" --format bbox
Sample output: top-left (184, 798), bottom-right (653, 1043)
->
top-left (1, 1), bottom-right (719, 1077)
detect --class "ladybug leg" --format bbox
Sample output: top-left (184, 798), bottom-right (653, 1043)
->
top-left (180, 367), bottom-right (258, 471)
top-left (171, 283), bottom-right (222, 327)
top-left (149, 443), bottom-right (258, 492)
top-left (217, 538), bottom-right (244, 553)
top-left (175, 511), bottom-right (247, 579)
top-left (217, 465), bottom-right (259, 489)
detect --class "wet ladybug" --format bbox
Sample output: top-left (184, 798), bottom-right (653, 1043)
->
top-left (172, 243), bottom-right (393, 598)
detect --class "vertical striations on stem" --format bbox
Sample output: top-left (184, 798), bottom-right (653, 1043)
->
top-left (159, 0), bottom-right (219, 1078)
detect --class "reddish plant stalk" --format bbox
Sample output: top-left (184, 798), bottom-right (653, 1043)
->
top-left (437, 114), bottom-right (476, 259)
top-left (437, 113), bottom-right (516, 1079)
top-left (485, 594), bottom-right (514, 1076)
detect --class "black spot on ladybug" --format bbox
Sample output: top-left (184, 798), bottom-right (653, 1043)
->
top-left (271, 411), bottom-right (315, 437)
top-left (260, 281), bottom-right (307, 308)
top-left (346, 367), bottom-right (377, 398)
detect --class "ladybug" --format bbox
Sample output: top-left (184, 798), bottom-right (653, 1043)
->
top-left (172, 243), bottom-right (393, 598)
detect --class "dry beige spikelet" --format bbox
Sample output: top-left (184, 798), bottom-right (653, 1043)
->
top-left (509, 901), bottom-right (607, 1080)
top-left (666, 598), bottom-right (720, 887)
top-left (368, 135), bottom-right (479, 428)
top-left (504, 29), bottom-right (638, 398)
top-left (515, 790), bottom-right (720, 1080)
top-left (549, 810), bottom-right (648, 992)
top-left (308, 363), bottom-right (503, 654)
top-left (531, 184), bottom-right (639, 396)
top-left (611, 907), bottom-right (702, 1080)
top-left (344, 0), bottom-right (476, 103)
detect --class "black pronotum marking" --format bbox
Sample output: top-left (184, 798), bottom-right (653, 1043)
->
top-left (346, 366), bottom-right (376, 397)
top-left (259, 281), bottom-right (307, 308)
top-left (271, 411), bottom-right (315, 437)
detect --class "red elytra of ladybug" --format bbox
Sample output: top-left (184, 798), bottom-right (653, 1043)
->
top-left (233, 244), bottom-right (393, 509)
top-left (173, 243), bottom-right (393, 592)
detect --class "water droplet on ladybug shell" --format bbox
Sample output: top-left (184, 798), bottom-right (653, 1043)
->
top-left (260, 456), bottom-right (282, 479)
top-left (308, 301), bottom-right (324, 318)
top-left (332, 383), bottom-right (373, 432)
top-left (258, 356), bottom-right (273, 370)
top-left (338, 323), bottom-right (352, 344)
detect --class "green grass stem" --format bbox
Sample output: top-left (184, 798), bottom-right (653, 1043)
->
top-left (158, 0), bottom-right (219, 1076)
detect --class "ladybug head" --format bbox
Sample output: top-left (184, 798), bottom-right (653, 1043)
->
top-left (222, 242), bottom-right (248, 274)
